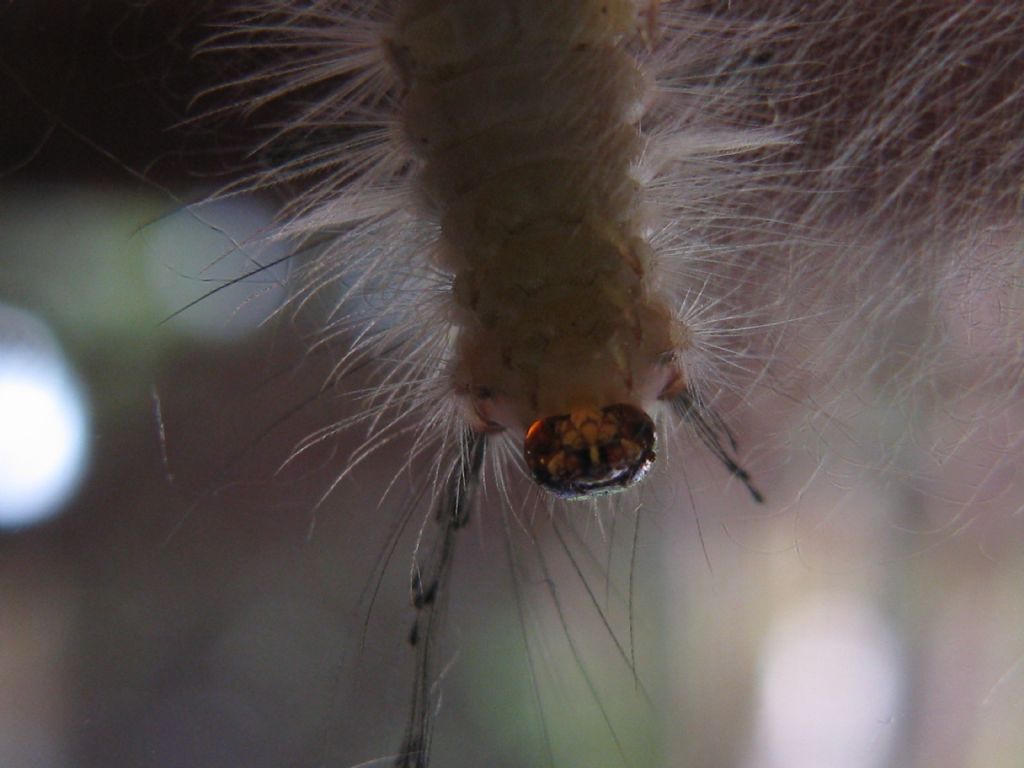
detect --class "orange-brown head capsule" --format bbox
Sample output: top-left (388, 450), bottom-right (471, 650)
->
top-left (523, 404), bottom-right (656, 498)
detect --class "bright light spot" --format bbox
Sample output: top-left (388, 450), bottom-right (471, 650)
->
top-left (144, 195), bottom-right (289, 342)
top-left (0, 307), bottom-right (89, 529)
top-left (749, 593), bottom-right (902, 768)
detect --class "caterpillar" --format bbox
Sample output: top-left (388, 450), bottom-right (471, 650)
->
top-left (205, 4), bottom-right (782, 761)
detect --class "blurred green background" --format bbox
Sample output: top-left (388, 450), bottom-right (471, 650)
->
top-left (1, 3), bottom-right (1023, 768)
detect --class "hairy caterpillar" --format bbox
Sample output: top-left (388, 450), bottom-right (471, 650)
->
top-left (3, 1), bottom-right (1024, 767)
top-left (206, 3), bottom-right (782, 762)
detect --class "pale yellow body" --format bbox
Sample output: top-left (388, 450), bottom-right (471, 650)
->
top-left (392, 0), bottom-right (681, 432)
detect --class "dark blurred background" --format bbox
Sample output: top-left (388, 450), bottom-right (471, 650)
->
top-left (2, 3), bottom-right (1024, 768)
top-left (0, 3), bottom-right (409, 765)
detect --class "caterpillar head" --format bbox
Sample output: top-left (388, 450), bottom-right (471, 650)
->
top-left (523, 404), bottom-right (656, 498)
